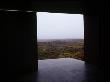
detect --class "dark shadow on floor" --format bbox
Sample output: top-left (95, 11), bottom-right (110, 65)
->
top-left (11, 58), bottom-right (101, 82)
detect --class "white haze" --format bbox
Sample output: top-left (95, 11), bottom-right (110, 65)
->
top-left (37, 12), bottom-right (84, 39)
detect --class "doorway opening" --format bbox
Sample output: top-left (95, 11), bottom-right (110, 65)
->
top-left (37, 12), bottom-right (84, 61)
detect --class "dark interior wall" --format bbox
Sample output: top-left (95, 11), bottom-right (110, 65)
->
top-left (83, 1), bottom-right (100, 66)
top-left (84, 16), bottom-right (100, 65)
top-left (0, 11), bottom-right (37, 80)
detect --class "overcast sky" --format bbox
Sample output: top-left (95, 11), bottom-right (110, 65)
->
top-left (37, 12), bottom-right (84, 39)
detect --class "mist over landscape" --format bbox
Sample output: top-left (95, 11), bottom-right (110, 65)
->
top-left (37, 12), bottom-right (84, 40)
top-left (37, 12), bottom-right (84, 60)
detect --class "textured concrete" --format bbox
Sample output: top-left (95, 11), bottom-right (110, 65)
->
top-left (12, 58), bottom-right (100, 82)
top-left (38, 58), bottom-right (99, 82)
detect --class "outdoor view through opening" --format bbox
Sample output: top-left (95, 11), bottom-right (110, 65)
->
top-left (37, 12), bottom-right (84, 60)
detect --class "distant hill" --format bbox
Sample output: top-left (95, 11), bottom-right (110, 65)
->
top-left (37, 39), bottom-right (84, 42)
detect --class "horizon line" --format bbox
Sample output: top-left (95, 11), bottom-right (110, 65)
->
top-left (37, 38), bottom-right (84, 40)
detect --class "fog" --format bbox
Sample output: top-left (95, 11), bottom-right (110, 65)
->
top-left (37, 12), bottom-right (84, 39)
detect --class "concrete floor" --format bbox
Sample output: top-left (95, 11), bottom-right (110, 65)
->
top-left (12, 58), bottom-right (100, 82)
top-left (38, 58), bottom-right (100, 82)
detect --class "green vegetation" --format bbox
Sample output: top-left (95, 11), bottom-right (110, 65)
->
top-left (38, 39), bottom-right (84, 60)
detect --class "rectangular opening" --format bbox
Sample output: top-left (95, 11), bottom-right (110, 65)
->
top-left (37, 12), bottom-right (84, 61)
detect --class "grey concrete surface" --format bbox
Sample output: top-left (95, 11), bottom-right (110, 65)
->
top-left (12, 58), bottom-right (100, 82)
top-left (38, 58), bottom-right (99, 82)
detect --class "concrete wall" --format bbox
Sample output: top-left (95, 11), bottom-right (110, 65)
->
top-left (0, 11), bottom-right (37, 80)
top-left (84, 16), bottom-right (100, 65)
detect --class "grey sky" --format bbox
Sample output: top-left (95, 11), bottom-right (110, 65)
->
top-left (37, 12), bottom-right (84, 39)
